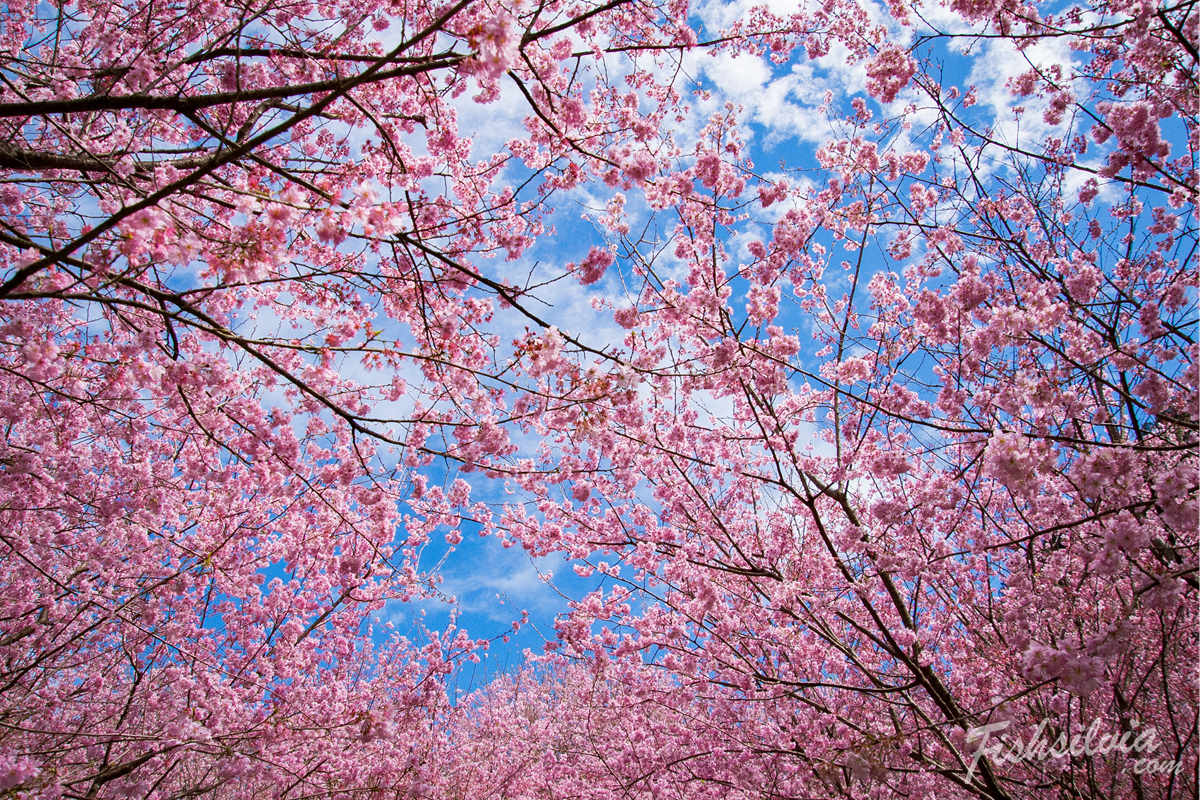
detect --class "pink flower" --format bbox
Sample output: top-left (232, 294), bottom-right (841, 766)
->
top-left (745, 283), bottom-right (780, 324)
top-left (695, 152), bottom-right (722, 189)
top-left (550, 38), bottom-right (574, 60)
top-left (1094, 102), bottom-right (1170, 180)
top-left (757, 182), bottom-right (787, 208)
top-left (865, 47), bottom-right (916, 103)
top-left (576, 246), bottom-right (614, 285)
top-left (984, 431), bottom-right (1040, 490)
top-left (1077, 178), bottom-right (1099, 204)
top-left (1065, 262), bottom-right (1101, 302)
top-left (0, 753), bottom-right (38, 791)
top-left (614, 306), bottom-right (639, 328)
top-left (836, 356), bottom-right (873, 383)
top-left (465, 11), bottom-right (518, 83)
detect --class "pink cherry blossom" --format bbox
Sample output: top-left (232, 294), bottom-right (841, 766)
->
top-left (865, 46), bottom-right (917, 103)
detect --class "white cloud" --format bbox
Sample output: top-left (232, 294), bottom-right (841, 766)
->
top-left (439, 546), bottom-right (563, 623)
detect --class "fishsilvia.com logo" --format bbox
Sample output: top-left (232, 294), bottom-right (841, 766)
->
top-left (965, 718), bottom-right (1184, 781)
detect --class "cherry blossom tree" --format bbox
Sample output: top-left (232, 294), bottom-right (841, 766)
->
top-left (0, 0), bottom-right (1195, 797)
top-left (0, 0), bottom-right (709, 795)
top-left (446, 1), bottom-right (1197, 798)
top-left (442, 659), bottom-right (810, 800)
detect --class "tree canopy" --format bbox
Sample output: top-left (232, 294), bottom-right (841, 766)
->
top-left (0, 0), bottom-right (1195, 797)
